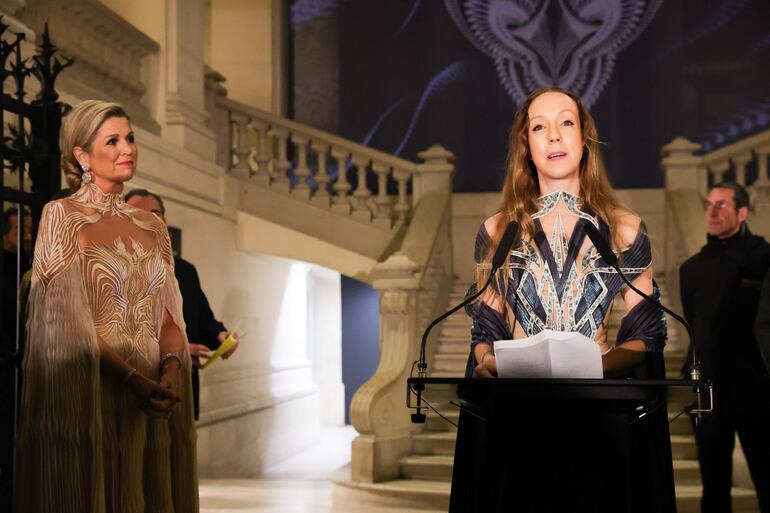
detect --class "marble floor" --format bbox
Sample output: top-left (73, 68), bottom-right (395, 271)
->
top-left (199, 426), bottom-right (442, 513)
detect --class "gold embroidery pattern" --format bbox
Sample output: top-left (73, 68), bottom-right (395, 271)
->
top-left (32, 183), bottom-right (173, 362)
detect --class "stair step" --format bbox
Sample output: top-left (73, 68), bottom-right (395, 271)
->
top-left (332, 476), bottom-right (450, 511)
top-left (675, 485), bottom-right (758, 513)
top-left (672, 459), bottom-right (701, 486)
top-left (442, 320), bottom-right (471, 331)
top-left (413, 432), bottom-right (457, 455)
top-left (668, 411), bottom-right (693, 435)
top-left (435, 342), bottom-right (469, 355)
top-left (671, 435), bottom-right (698, 459)
top-left (337, 476), bottom-right (757, 512)
top-left (429, 370), bottom-right (465, 378)
top-left (400, 454), bottom-right (454, 482)
top-left (425, 410), bottom-right (460, 432)
top-left (440, 326), bottom-right (472, 338)
top-left (433, 354), bottom-right (468, 372)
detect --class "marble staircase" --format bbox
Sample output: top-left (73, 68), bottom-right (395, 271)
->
top-left (340, 279), bottom-right (761, 512)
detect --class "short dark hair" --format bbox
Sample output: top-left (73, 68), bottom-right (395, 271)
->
top-left (3, 207), bottom-right (31, 235)
top-left (124, 188), bottom-right (165, 215)
top-left (710, 181), bottom-right (750, 211)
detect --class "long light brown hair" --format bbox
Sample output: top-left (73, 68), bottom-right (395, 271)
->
top-left (499, 87), bottom-right (625, 246)
top-left (476, 88), bottom-right (628, 296)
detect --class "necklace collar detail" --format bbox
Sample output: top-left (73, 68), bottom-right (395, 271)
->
top-left (72, 182), bottom-right (126, 212)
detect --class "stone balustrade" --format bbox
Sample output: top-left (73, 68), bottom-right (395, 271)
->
top-left (662, 129), bottom-right (770, 200)
top-left (349, 191), bottom-right (454, 483)
top-left (216, 96), bottom-right (455, 229)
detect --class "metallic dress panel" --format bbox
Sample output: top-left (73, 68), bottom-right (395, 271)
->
top-left (468, 190), bottom-right (664, 354)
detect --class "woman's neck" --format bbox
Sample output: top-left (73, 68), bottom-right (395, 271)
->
top-left (91, 177), bottom-right (124, 195)
top-left (538, 175), bottom-right (580, 197)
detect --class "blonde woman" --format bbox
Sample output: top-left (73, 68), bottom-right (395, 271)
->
top-left (451, 89), bottom-right (672, 513)
top-left (14, 101), bottom-right (198, 512)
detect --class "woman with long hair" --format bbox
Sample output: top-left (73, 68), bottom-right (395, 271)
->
top-left (450, 88), bottom-right (673, 512)
top-left (14, 100), bottom-right (198, 512)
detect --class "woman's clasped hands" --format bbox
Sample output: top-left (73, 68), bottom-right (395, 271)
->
top-left (126, 362), bottom-right (181, 419)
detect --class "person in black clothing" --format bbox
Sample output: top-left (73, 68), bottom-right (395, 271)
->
top-left (2, 207), bottom-right (32, 343)
top-left (757, 270), bottom-right (770, 372)
top-left (124, 189), bottom-right (239, 420)
top-left (680, 182), bottom-right (770, 513)
top-left (1, 207), bottom-right (32, 512)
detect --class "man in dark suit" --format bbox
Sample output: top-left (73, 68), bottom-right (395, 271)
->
top-left (680, 182), bottom-right (770, 513)
top-left (125, 189), bottom-right (238, 420)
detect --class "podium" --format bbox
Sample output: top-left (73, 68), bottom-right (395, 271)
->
top-left (408, 377), bottom-right (705, 513)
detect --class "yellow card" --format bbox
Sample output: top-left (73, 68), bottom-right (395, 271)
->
top-left (200, 332), bottom-right (237, 369)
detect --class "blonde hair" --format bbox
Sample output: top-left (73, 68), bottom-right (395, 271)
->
top-left (500, 87), bottom-right (625, 246)
top-left (60, 100), bottom-right (129, 189)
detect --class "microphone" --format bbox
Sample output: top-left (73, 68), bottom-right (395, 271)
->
top-left (410, 220), bottom-right (520, 423)
top-left (582, 221), bottom-right (709, 422)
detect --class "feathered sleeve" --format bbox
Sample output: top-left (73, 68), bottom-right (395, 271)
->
top-left (15, 201), bottom-right (105, 511)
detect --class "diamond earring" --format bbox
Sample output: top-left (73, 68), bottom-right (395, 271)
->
top-left (81, 163), bottom-right (92, 184)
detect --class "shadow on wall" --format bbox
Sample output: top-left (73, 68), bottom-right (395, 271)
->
top-left (341, 275), bottom-right (380, 424)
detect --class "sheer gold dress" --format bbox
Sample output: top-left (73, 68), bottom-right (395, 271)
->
top-left (14, 183), bottom-right (198, 513)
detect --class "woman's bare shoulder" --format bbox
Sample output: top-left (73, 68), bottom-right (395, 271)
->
top-left (482, 213), bottom-right (508, 243)
top-left (612, 208), bottom-right (643, 248)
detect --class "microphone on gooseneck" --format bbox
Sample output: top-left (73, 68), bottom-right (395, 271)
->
top-left (582, 221), bottom-right (709, 422)
top-left (409, 220), bottom-right (520, 423)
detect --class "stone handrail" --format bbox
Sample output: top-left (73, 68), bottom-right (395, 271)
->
top-left (349, 191), bottom-right (454, 483)
top-left (662, 131), bottom-right (770, 200)
top-left (215, 95), bottom-right (454, 230)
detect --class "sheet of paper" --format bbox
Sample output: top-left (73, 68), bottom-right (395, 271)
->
top-left (493, 329), bottom-right (603, 379)
top-left (494, 331), bottom-right (551, 378)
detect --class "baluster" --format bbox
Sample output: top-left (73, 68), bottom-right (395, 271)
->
top-left (708, 160), bottom-right (730, 186)
top-left (253, 121), bottom-right (272, 186)
top-left (351, 155), bottom-right (372, 221)
top-left (312, 142), bottom-right (331, 207)
top-left (731, 151), bottom-right (752, 186)
top-left (393, 170), bottom-right (410, 226)
top-left (269, 128), bottom-right (291, 194)
top-left (291, 134), bottom-right (311, 200)
top-left (330, 148), bottom-right (352, 214)
top-left (755, 145), bottom-right (770, 202)
top-left (372, 161), bottom-right (392, 228)
top-left (230, 111), bottom-right (251, 179)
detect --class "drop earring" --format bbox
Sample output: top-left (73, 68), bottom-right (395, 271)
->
top-left (81, 163), bottom-right (92, 184)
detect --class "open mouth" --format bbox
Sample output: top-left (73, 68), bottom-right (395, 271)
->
top-left (547, 152), bottom-right (566, 160)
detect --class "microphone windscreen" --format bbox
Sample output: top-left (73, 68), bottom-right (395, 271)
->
top-left (492, 221), bottom-right (520, 269)
top-left (583, 221), bottom-right (618, 266)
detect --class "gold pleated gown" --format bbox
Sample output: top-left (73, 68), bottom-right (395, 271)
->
top-left (14, 183), bottom-right (198, 513)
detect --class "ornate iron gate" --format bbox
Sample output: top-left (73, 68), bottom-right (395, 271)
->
top-left (0, 20), bottom-right (71, 508)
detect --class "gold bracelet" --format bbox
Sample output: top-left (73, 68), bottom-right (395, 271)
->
top-left (122, 367), bottom-right (137, 386)
top-left (160, 353), bottom-right (183, 372)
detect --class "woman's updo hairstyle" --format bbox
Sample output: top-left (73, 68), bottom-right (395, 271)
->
top-left (60, 100), bottom-right (129, 189)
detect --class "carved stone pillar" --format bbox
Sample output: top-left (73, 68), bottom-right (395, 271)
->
top-left (165, 0), bottom-right (217, 161)
top-left (754, 144), bottom-right (770, 203)
top-left (661, 137), bottom-right (704, 194)
top-left (350, 253), bottom-right (420, 483)
top-left (414, 145), bottom-right (455, 207)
